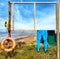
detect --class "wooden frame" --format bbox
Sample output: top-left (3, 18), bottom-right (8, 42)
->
top-left (8, 2), bottom-right (59, 59)
top-left (10, 2), bottom-right (58, 32)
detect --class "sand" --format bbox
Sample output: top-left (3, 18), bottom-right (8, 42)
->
top-left (15, 34), bottom-right (36, 43)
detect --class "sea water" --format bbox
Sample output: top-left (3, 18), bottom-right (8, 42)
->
top-left (0, 31), bottom-right (36, 41)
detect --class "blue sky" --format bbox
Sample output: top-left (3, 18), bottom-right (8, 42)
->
top-left (0, 0), bottom-right (59, 32)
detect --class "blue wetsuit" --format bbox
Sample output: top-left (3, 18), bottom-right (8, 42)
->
top-left (36, 30), bottom-right (50, 52)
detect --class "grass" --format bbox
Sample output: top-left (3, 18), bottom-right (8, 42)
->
top-left (0, 41), bottom-right (57, 59)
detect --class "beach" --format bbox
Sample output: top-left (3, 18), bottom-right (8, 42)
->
top-left (0, 32), bottom-right (36, 42)
top-left (15, 34), bottom-right (36, 43)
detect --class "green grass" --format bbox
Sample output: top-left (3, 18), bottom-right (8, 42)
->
top-left (0, 41), bottom-right (57, 59)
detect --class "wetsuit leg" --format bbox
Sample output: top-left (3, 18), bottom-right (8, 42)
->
top-left (43, 30), bottom-right (50, 52)
top-left (36, 30), bottom-right (41, 52)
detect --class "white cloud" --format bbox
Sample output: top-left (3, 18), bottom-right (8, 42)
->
top-left (13, 5), bottom-right (34, 30)
top-left (36, 4), bottom-right (56, 30)
top-left (0, 3), bottom-right (4, 6)
top-left (14, 21), bottom-right (34, 30)
top-left (0, 18), bottom-right (7, 30)
top-left (36, 14), bottom-right (56, 30)
top-left (14, 6), bottom-right (23, 22)
top-left (14, 5), bottom-right (34, 23)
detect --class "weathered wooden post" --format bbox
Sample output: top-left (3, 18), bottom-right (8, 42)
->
top-left (8, 1), bottom-right (11, 59)
top-left (56, 2), bottom-right (59, 59)
top-left (0, 1), bottom-right (16, 59)
top-left (8, 1), bottom-right (11, 37)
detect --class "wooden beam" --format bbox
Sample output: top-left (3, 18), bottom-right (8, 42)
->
top-left (10, 2), bottom-right (56, 4)
top-left (34, 3), bottom-right (36, 31)
top-left (56, 2), bottom-right (59, 32)
top-left (11, 30), bottom-right (37, 32)
top-left (7, 2), bottom-right (11, 59)
top-left (11, 3), bottom-right (14, 31)
top-left (8, 1), bottom-right (11, 37)
top-left (56, 2), bottom-right (59, 59)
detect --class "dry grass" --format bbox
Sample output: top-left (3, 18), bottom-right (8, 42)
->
top-left (0, 34), bottom-right (59, 59)
top-left (0, 41), bottom-right (57, 59)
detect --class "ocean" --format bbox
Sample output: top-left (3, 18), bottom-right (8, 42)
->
top-left (0, 31), bottom-right (36, 41)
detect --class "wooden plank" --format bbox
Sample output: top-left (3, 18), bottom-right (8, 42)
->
top-left (11, 3), bottom-right (14, 31)
top-left (10, 2), bottom-right (56, 4)
top-left (34, 3), bottom-right (36, 31)
top-left (11, 30), bottom-right (37, 32)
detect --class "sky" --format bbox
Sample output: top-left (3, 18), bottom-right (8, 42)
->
top-left (0, 0), bottom-right (59, 32)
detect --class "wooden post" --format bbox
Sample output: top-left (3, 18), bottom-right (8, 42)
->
top-left (56, 2), bottom-right (59, 59)
top-left (8, 1), bottom-right (11, 37)
top-left (8, 52), bottom-right (10, 59)
top-left (7, 1), bottom-right (11, 59)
